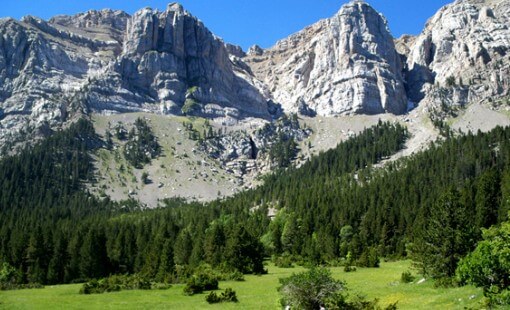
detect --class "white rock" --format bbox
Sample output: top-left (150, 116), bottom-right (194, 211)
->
top-left (402, 0), bottom-right (510, 107)
top-left (244, 1), bottom-right (407, 116)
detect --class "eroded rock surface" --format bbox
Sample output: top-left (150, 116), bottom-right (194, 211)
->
top-left (402, 0), bottom-right (510, 107)
top-left (245, 1), bottom-right (408, 116)
top-left (0, 3), bottom-right (270, 149)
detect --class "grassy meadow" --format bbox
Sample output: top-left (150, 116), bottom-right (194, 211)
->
top-left (0, 261), bottom-right (484, 310)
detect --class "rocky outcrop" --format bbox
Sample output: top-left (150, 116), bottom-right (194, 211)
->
top-left (247, 45), bottom-right (264, 56)
top-left (49, 9), bottom-right (129, 43)
top-left (200, 115), bottom-right (310, 176)
top-left (225, 43), bottom-right (246, 58)
top-left (404, 0), bottom-right (510, 106)
top-left (245, 1), bottom-right (408, 116)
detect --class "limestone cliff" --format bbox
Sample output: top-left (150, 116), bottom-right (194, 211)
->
top-left (402, 0), bottom-right (510, 107)
top-left (0, 3), bottom-right (271, 149)
top-left (245, 1), bottom-right (408, 116)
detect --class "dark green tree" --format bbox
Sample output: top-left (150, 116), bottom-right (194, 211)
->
top-left (79, 227), bottom-right (108, 280)
top-left (174, 229), bottom-right (193, 266)
top-left (25, 229), bottom-right (46, 284)
top-left (475, 169), bottom-right (501, 228)
top-left (499, 167), bottom-right (510, 221)
top-left (203, 223), bottom-right (225, 267)
top-left (411, 188), bottom-right (476, 279)
top-left (225, 225), bottom-right (265, 274)
top-left (46, 233), bottom-right (67, 284)
top-left (124, 118), bottom-right (160, 168)
top-left (156, 240), bottom-right (174, 282)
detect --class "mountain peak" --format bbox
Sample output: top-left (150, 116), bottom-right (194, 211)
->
top-left (340, 0), bottom-right (378, 15)
top-left (119, 2), bottom-right (269, 117)
top-left (245, 0), bottom-right (407, 116)
top-left (167, 2), bottom-right (184, 13)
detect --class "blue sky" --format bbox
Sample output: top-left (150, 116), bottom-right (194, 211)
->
top-left (2, 1), bottom-right (452, 50)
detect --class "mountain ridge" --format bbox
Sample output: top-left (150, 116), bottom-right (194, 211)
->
top-left (0, 0), bottom-right (509, 159)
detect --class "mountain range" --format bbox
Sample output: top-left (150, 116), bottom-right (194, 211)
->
top-left (0, 0), bottom-right (509, 204)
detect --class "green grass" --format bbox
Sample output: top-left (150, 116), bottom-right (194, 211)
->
top-left (0, 261), bottom-right (484, 310)
top-left (333, 261), bottom-right (483, 309)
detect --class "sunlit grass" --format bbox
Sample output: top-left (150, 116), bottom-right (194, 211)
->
top-left (0, 261), bottom-right (484, 309)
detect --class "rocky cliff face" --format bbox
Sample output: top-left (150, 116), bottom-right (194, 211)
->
top-left (115, 3), bottom-right (269, 118)
top-left (0, 3), bottom-right (270, 150)
top-left (245, 1), bottom-right (408, 116)
top-left (0, 15), bottom-right (110, 151)
top-left (1, 0), bottom-right (509, 152)
top-left (401, 0), bottom-right (510, 107)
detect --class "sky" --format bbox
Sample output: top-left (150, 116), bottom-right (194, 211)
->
top-left (1, 0), bottom-right (452, 50)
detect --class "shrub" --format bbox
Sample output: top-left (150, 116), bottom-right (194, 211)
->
top-left (446, 76), bottom-right (456, 87)
top-left (183, 271), bottom-right (219, 295)
top-left (274, 255), bottom-right (294, 268)
top-left (80, 279), bottom-right (110, 294)
top-left (79, 274), bottom-right (164, 294)
top-left (0, 282), bottom-right (44, 291)
top-left (205, 288), bottom-right (238, 304)
top-left (343, 251), bottom-right (356, 273)
top-left (457, 219), bottom-right (510, 306)
top-left (181, 98), bottom-right (200, 115)
top-left (141, 172), bottom-right (150, 184)
top-left (401, 271), bottom-right (415, 284)
top-left (151, 282), bottom-right (172, 290)
top-left (357, 247), bottom-right (380, 268)
top-left (205, 291), bottom-right (221, 303)
top-left (325, 293), bottom-right (398, 310)
top-left (433, 277), bottom-right (458, 288)
top-left (279, 267), bottom-right (345, 309)
top-left (224, 270), bottom-right (244, 282)
top-left (0, 262), bottom-right (23, 290)
top-left (221, 288), bottom-right (238, 302)
top-left (193, 264), bottom-right (244, 282)
top-left (486, 289), bottom-right (510, 307)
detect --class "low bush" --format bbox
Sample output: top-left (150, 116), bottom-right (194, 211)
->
top-left (221, 287), bottom-right (238, 302)
top-left (193, 264), bottom-right (244, 282)
top-left (433, 277), bottom-right (458, 288)
top-left (79, 274), bottom-right (170, 294)
top-left (279, 267), bottom-right (345, 309)
top-left (223, 270), bottom-right (244, 282)
top-left (273, 255), bottom-right (294, 268)
top-left (206, 288), bottom-right (238, 304)
top-left (205, 291), bottom-right (221, 303)
top-left (400, 271), bottom-right (415, 284)
top-left (0, 262), bottom-right (21, 290)
top-left (80, 279), bottom-right (116, 294)
top-left (183, 271), bottom-right (218, 295)
top-left (326, 293), bottom-right (398, 310)
top-left (485, 289), bottom-right (510, 307)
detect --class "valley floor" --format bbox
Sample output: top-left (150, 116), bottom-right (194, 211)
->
top-left (0, 261), bottom-right (484, 310)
